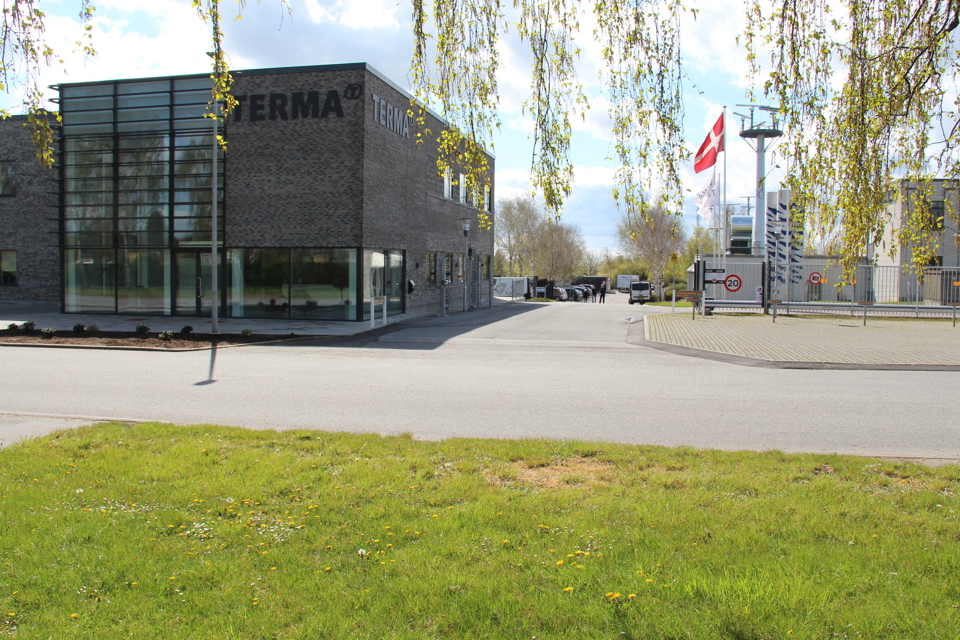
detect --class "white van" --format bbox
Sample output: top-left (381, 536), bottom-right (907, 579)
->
top-left (628, 281), bottom-right (652, 304)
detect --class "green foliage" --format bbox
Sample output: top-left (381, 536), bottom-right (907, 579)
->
top-left (744, 0), bottom-right (960, 273)
top-left (180, 325), bottom-right (193, 335)
top-left (7, 323), bottom-right (19, 331)
top-left (134, 324), bottom-right (149, 337)
top-left (73, 323), bottom-right (86, 333)
top-left (84, 324), bottom-right (99, 336)
top-left (157, 331), bottom-right (174, 342)
top-left (241, 328), bottom-right (253, 337)
top-left (21, 320), bottom-right (35, 332)
top-left (39, 327), bottom-right (56, 338)
top-left (0, 423), bottom-right (958, 638)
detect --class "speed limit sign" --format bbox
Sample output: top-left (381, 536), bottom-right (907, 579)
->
top-left (724, 274), bottom-right (742, 292)
top-left (809, 271), bottom-right (823, 285)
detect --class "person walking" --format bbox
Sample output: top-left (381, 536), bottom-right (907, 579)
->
top-left (591, 285), bottom-right (597, 302)
top-left (598, 281), bottom-right (606, 303)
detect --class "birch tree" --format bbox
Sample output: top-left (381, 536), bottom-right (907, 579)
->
top-left (618, 202), bottom-right (686, 298)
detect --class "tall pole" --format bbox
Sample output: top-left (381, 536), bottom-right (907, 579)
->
top-left (210, 92), bottom-right (219, 333)
top-left (735, 104), bottom-right (782, 258)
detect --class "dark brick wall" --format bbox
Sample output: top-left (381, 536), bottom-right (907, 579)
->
top-left (220, 64), bottom-right (495, 317)
top-left (360, 69), bottom-right (495, 315)
top-left (0, 117), bottom-right (59, 301)
top-left (225, 67), bottom-right (368, 247)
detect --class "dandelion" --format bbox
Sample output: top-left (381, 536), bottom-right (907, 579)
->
top-left (556, 560), bottom-right (564, 565)
top-left (70, 613), bottom-right (79, 619)
top-left (563, 587), bottom-right (573, 592)
top-left (628, 594), bottom-right (637, 599)
top-left (646, 579), bottom-right (653, 583)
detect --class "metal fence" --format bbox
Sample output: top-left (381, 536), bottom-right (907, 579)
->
top-left (694, 259), bottom-right (960, 308)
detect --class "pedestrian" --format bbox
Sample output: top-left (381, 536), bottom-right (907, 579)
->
top-left (599, 282), bottom-right (606, 303)
top-left (591, 286), bottom-right (597, 302)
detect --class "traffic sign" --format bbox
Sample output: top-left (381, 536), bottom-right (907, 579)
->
top-left (723, 274), bottom-right (742, 292)
top-left (809, 271), bottom-right (822, 285)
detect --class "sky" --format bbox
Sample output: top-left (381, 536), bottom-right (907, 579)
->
top-left (2, 0), bottom-right (791, 251)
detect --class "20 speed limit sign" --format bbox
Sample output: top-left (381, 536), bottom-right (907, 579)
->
top-left (723, 274), bottom-right (742, 292)
top-left (809, 271), bottom-right (823, 285)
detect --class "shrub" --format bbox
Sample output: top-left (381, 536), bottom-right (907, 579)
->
top-left (158, 330), bottom-right (174, 342)
top-left (241, 328), bottom-right (253, 338)
top-left (21, 320), bottom-right (35, 332)
top-left (73, 323), bottom-right (86, 333)
top-left (180, 325), bottom-right (193, 335)
top-left (6, 323), bottom-right (18, 331)
top-left (40, 327), bottom-right (57, 339)
top-left (135, 324), bottom-right (150, 337)
top-left (85, 324), bottom-right (99, 336)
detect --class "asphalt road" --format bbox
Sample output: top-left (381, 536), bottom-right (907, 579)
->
top-left (2, 295), bottom-right (958, 461)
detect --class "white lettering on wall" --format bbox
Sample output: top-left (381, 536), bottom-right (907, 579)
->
top-left (372, 93), bottom-right (410, 139)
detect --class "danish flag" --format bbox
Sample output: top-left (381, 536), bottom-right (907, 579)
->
top-left (694, 114), bottom-right (725, 174)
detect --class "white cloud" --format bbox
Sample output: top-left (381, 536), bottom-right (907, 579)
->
top-left (302, 0), bottom-right (403, 30)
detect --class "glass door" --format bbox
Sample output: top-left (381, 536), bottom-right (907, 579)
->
top-left (175, 251), bottom-right (212, 316)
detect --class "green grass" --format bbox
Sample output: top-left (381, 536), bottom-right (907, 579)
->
top-left (2, 423), bottom-right (959, 639)
top-left (648, 300), bottom-right (694, 307)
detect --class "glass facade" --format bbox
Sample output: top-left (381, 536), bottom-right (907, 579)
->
top-left (60, 77), bottom-right (223, 314)
top-left (58, 75), bottom-right (405, 321)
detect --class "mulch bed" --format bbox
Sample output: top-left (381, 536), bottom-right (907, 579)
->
top-left (0, 329), bottom-right (292, 349)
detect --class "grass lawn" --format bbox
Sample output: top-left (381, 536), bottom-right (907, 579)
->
top-left (2, 423), bottom-right (958, 639)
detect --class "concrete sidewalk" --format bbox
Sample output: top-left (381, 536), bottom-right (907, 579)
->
top-left (643, 311), bottom-right (960, 369)
top-left (0, 300), bottom-right (409, 338)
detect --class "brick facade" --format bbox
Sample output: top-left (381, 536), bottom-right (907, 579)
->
top-left (0, 116), bottom-right (59, 301)
top-left (224, 64), bottom-right (494, 317)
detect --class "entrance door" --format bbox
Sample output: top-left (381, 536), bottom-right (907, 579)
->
top-left (175, 251), bottom-right (213, 316)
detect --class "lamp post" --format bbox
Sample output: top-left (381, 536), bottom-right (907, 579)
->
top-left (459, 217), bottom-right (471, 311)
top-left (206, 52), bottom-right (220, 334)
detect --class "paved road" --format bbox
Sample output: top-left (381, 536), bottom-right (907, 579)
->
top-left (2, 295), bottom-right (958, 462)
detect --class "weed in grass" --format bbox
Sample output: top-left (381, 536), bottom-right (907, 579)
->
top-left (0, 424), bottom-right (958, 639)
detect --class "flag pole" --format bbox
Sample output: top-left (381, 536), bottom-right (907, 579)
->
top-left (722, 106), bottom-right (727, 291)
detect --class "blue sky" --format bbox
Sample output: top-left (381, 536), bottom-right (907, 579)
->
top-left (3, 0), bottom-right (789, 250)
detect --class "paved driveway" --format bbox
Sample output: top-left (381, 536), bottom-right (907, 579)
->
top-left (2, 295), bottom-right (958, 463)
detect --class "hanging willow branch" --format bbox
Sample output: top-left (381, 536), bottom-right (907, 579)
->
top-left (746, 0), bottom-right (960, 272)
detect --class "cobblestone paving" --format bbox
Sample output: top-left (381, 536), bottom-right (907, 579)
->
top-left (645, 313), bottom-right (960, 365)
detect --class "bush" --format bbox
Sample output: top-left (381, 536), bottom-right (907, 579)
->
top-left (241, 328), bottom-right (253, 338)
top-left (180, 325), bottom-right (193, 335)
top-left (158, 330), bottom-right (174, 342)
top-left (135, 324), bottom-right (150, 337)
top-left (85, 324), bottom-right (99, 336)
top-left (21, 320), bottom-right (35, 332)
top-left (40, 327), bottom-right (57, 339)
top-left (7, 323), bottom-right (19, 331)
top-left (73, 323), bottom-right (86, 333)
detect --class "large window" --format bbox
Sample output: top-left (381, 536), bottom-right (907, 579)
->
top-left (0, 161), bottom-right (15, 196)
top-left (0, 251), bottom-right (16, 284)
top-left (226, 248), bottom-right (359, 320)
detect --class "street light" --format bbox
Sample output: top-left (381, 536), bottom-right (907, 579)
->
top-left (459, 217), bottom-right (471, 311)
top-left (206, 52), bottom-right (220, 334)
